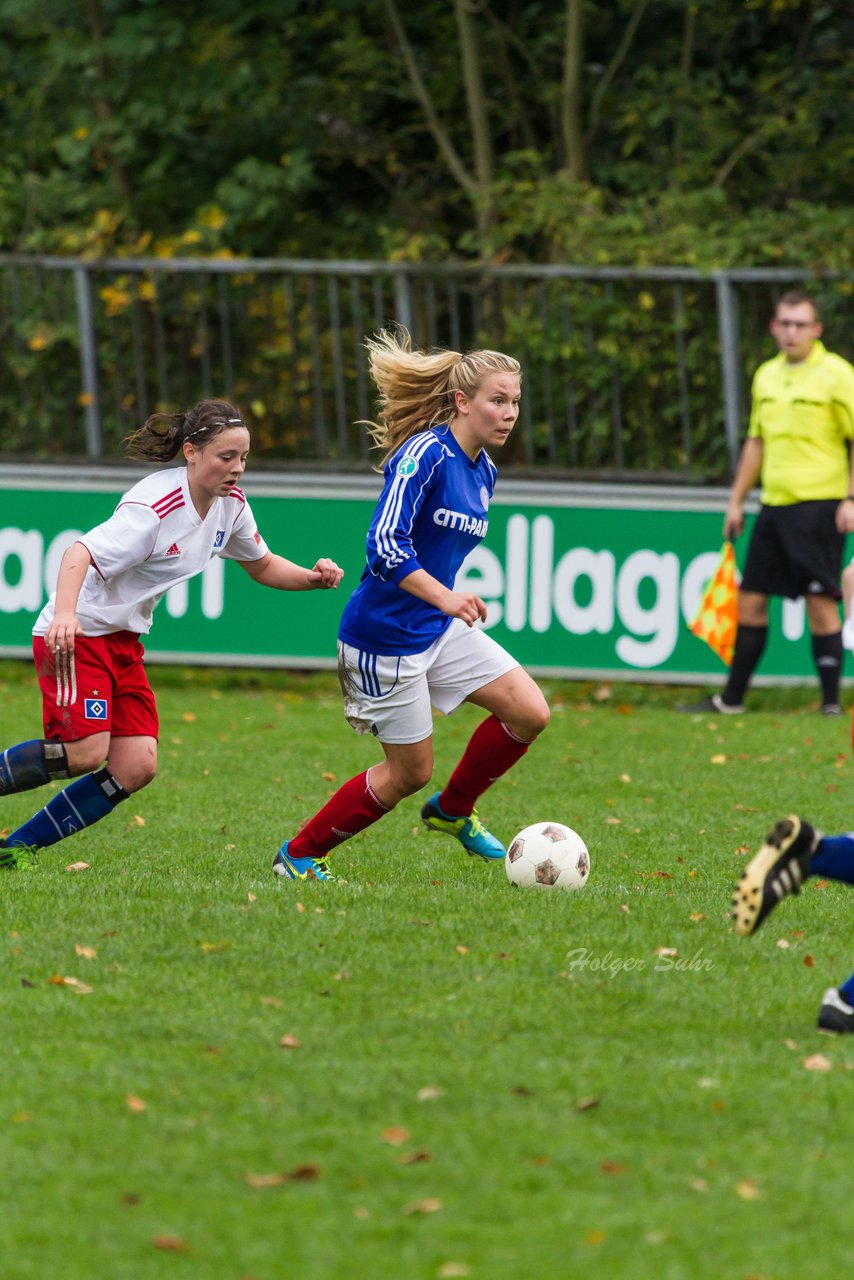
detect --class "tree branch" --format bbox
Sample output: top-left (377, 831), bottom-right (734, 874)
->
top-left (561, 0), bottom-right (587, 180)
top-left (381, 0), bottom-right (478, 201)
top-left (585, 0), bottom-right (651, 147)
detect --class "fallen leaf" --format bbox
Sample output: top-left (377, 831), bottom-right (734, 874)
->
top-left (574, 1095), bottom-right (601, 1112)
top-left (803, 1053), bottom-right (832, 1072)
top-left (126, 1094), bottom-right (147, 1113)
top-left (655, 947), bottom-right (677, 958)
top-left (417, 1086), bottom-right (444, 1102)
top-left (75, 944), bottom-right (97, 959)
top-left (243, 1171), bottom-right (289, 1189)
top-left (620, 772), bottom-right (631, 783)
top-left (64, 861), bottom-right (90, 872)
top-left (605, 816), bottom-right (621, 825)
top-left (784, 1038), bottom-right (799, 1050)
top-left (182, 712), bottom-right (197, 723)
top-left (619, 903), bottom-right (630, 914)
top-left (247, 892), bottom-right (257, 902)
top-left (398, 1148), bottom-right (431, 1164)
top-left (48, 975), bottom-right (93, 994)
top-left (585, 1230), bottom-right (606, 1245)
top-left (690, 1178), bottom-right (708, 1193)
top-left (289, 1163), bottom-right (320, 1181)
top-left (804, 954), bottom-right (814, 967)
top-left (710, 754), bottom-right (727, 765)
top-left (593, 684), bottom-right (612, 702)
top-left (200, 940), bottom-right (230, 953)
top-left (322, 771), bottom-right (336, 782)
top-left (735, 1179), bottom-right (762, 1201)
top-left (600, 1160), bottom-right (626, 1175)
top-left (152, 1236), bottom-right (190, 1252)
top-left (382, 1126), bottom-right (409, 1146)
top-left (131, 815), bottom-right (145, 827)
top-left (402, 1197), bottom-right (442, 1216)
top-left (690, 912), bottom-right (706, 922)
top-left (437, 1266), bottom-right (470, 1279)
top-left (279, 1035), bottom-right (302, 1049)
top-left (813, 879), bottom-right (829, 890)
top-left (260, 996), bottom-right (283, 1007)
top-left (295, 902), bottom-right (306, 914)
top-left (455, 945), bottom-right (469, 955)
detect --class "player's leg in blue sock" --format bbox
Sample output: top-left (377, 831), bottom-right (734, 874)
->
top-left (1, 768), bottom-right (128, 850)
top-left (812, 833), bottom-right (854, 886)
top-left (0, 740), bottom-right (71, 794)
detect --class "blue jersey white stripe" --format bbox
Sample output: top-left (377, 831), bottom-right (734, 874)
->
top-left (338, 424), bottom-right (496, 657)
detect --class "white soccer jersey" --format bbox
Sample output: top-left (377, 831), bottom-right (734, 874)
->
top-left (33, 467), bottom-right (269, 637)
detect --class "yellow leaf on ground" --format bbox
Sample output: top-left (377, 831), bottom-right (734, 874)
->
top-left (75, 945), bottom-right (97, 959)
top-left (279, 1034), bottom-right (302, 1049)
top-left (126, 1094), bottom-right (147, 1113)
top-left (735, 1179), bottom-right (762, 1200)
top-left (417, 1086), bottom-right (444, 1101)
top-left (402, 1197), bottom-right (442, 1215)
top-left (244, 1172), bottom-right (288, 1188)
top-left (382, 1126), bottom-right (409, 1146)
top-left (64, 861), bottom-right (90, 872)
top-left (152, 1236), bottom-right (190, 1252)
top-left (803, 1053), bottom-right (832, 1072)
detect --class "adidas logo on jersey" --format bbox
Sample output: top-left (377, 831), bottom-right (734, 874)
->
top-left (166, 543), bottom-right (181, 557)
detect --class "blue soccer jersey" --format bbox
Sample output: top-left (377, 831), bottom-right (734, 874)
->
top-left (338, 424), bottom-right (497, 655)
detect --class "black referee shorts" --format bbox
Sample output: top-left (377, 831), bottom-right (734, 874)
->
top-left (740, 500), bottom-right (845, 600)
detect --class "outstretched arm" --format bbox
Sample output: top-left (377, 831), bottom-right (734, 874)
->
top-left (45, 541), bottom-right (93, 652)
top-left (238, 552), bottom-right (344, 591)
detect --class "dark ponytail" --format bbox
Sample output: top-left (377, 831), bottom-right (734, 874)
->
top-left (125, 398), bottom-right (247, 462)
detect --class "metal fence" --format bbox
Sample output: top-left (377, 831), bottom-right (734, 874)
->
top-left (1, 254), bottom-right (851, 479)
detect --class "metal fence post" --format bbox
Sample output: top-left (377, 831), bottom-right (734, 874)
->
top-left (394, 271), bottom-right (414, 337)
top-left (714, 270), bottom-right (743, 474)
top-left (73, 264), bottom-right (103, 457)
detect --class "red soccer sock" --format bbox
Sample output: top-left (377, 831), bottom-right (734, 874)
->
top-left (439, 715), bottom-right (531, 818)
top-left (289, 770), bottom-right (390, 858)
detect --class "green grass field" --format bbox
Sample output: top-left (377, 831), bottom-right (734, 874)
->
top-left (1, 662), bottom-right (852, 1280)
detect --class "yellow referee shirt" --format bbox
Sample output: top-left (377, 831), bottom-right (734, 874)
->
top-left (748, 341), bottom-right (854, 506)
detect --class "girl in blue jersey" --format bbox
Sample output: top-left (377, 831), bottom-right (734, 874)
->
top-left (273, 329), bottom-right (550, 881)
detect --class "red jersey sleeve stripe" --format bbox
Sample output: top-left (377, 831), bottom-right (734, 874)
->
top-left (229, 487), bottom-right (246, 504)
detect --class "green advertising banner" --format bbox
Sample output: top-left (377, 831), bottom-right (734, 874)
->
top-left (0, 470), bottom-right (848, 684)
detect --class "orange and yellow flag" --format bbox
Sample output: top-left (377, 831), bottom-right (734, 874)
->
top-left (689, 542), bottom-right (739, 666)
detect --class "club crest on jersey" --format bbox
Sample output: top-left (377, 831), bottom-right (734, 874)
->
top-left (479, 486), bottom-right (489, 511)
top-left (213, 530), bottom-right (225, 548)
top-left (84, 698), bottom-right (109, 721)
top-left (397, 455), bottom-right (418, 478)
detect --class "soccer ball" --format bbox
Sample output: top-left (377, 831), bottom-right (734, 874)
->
top-left (505, 822), bottom-right (590, 890)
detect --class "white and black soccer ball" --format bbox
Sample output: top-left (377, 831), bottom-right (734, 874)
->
top-left (505, 821), bottom-right (590, 890)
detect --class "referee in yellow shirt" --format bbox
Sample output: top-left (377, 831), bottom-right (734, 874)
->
top-left (693, 290), bottom-right (854, 715)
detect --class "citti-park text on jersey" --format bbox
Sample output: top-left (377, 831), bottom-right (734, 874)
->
top-left (432, 509), bottom-right (488, 536)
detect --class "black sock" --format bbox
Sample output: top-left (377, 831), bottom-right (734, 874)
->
top-left (812, 631), bottom-right (843, 706)
top-left (723, 624), bottom-right (768, 705)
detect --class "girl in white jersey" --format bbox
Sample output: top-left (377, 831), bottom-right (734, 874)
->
top-left (272, 330), bottom-right (549, 881)
top-left (0, 398), bottom-right (343, 868)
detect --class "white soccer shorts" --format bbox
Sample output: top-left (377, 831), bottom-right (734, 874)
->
top-left (337, 618), bottom-right (518, 745)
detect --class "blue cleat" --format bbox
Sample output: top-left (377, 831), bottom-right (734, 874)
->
top-left (420, 792), bottom-right (505, 861)
top-left (272, 841), bottom-right (334, 881)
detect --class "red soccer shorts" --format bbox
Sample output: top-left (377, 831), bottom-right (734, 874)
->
top-left (33, 631), bottom-right (159, 742)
